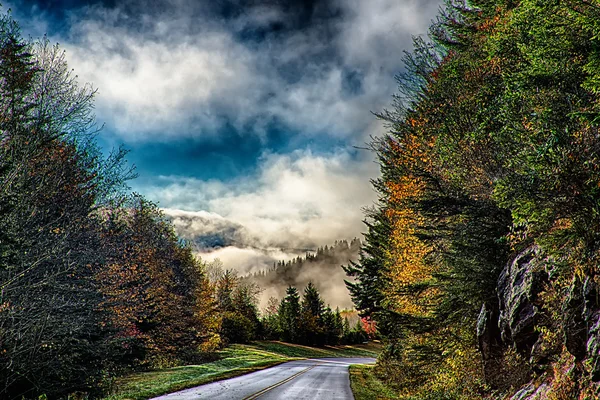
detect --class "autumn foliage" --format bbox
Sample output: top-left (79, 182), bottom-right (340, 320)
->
top-left (348, 0), bottom-right (600, 398)
top-left (0, 13), bottom-right (219, 398)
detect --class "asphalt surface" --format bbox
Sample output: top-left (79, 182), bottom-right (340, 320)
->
top-left (151, 357), bottom-right (376, 400)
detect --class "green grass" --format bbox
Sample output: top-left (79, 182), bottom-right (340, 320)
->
top-left (250, 340), bottom-right (380, 358)
top-left (105, 341), bottom-right (380, 400)
top-left (349, 364), bottom-right (399, 400)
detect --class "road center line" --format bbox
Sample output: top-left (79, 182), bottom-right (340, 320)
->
top-left (242, 365), bottom-right (317, 400)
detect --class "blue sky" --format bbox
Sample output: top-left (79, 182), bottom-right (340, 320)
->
top-left (10, 0), bottom-right (442, 272)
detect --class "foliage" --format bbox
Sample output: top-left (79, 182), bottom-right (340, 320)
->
top-left (0, 10), bottom-right (216, 398)
top-left (210, 268), bottom-right (261, 344)
top-left (0, 13), bottom-right (130, 397)
top-left (96, 196), bottom-right (219, 367)
top-left (349, 364), bottom-right (399, 400)
top-left (278, 286), bottom-right (302, 343)
top-left (347, 0), bottom-right (600, 397)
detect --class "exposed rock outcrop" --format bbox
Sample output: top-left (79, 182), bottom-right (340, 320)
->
top-left (479, 246), bottom-right (600, 399)
top-left (563, 277), bottom-right (587, 361)
top-left (497, 246), bottom-right (548, 355)
top-left (583, 276), bottom-right (600, 381)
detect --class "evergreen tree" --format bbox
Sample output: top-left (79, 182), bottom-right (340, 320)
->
top-left (278, 286), bottom-right (301, 343)
top-left (300, 282), bottom-right (325, 345)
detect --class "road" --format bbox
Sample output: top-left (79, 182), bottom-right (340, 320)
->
top-left (151, 357), bottom-right (376, 400)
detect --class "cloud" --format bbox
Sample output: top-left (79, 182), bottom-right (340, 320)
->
top-left (63, 13), bottom-right (260, 140)
top-left (36, 0), bottom-right (442, 143)
top-left (150, 148), bottom-right (378, 271)
top-left (163, 208), bottom-right (254, 250)
top-left (196, 246), bottom-right (299, 275)
top-left (337, 0), bottom-right (441, 68)
top-left (9, 0), bottom-right (443, 308)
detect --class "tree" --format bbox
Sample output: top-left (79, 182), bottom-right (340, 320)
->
top-left (348, 0), bottom-right (600, 397)
top-left (279, 286), bottom-right (301, 343)
top-left (261, 296), bottom-right (281, 340)
top-left (0, 13), bottom-right (133, 396)
top-left (97, 196), bottom-right (220, 365)
top-left (299, 282), bottom-right (326, 345)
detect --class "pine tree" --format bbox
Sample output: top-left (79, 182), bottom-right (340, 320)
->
top-left (278, 286), bottom-right (301, 343)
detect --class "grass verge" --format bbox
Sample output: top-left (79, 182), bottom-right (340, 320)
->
top-left (105, 341), bottom-right (380, 400)
top-left (250, 340), bottom-right (380, 358)
top-left (349, 364), bottom-right (399, 400)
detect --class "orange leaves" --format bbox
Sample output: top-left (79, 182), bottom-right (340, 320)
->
top-left (478, 15), bottom-right (502, 32)
top-left (361, 316), bottom-right (377, 338)
top-left (380, 115), bottom-right (441, 318)
top-left (386, 177), bottom-right (425, 205)
top-left (407, 116), bottom-right (429, 128)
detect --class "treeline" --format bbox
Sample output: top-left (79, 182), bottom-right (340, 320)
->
top-left (250, 239), bottom-right (361, 286)
top-left (208, 261), bottom-right (371, 347)
top-left (0, 14), bottom-right (221, 398)
top-left (246, 239), bottom-right (360, 310)
top-left (264, 283), bottom-right (371, 346)
top-left (348, 0), bottom-right (600, 398)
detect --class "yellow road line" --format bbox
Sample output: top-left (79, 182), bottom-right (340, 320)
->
top-left (243, 365), bottom-right (317, 400)
top-left (312, 359), bottom-right (352, 366)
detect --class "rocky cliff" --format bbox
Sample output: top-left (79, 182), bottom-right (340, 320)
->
top-left (477, 245), bottom-right (600, 399)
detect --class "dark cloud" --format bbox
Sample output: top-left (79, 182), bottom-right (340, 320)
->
top-left (210, 0), bottom-right (341, 30)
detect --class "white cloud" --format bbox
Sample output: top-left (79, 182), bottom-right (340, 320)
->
top-left (63, 14), bottom-right (261, 140)
top-left (337, 0), bottom-right (441, 68)
top-left (196, 246), bottom-right (299, 275)
top-left (144, 149), bottom-right (379, 268)
top-left (44, 0), bottom-right (442, 143)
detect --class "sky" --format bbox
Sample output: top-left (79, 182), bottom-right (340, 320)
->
top-left (10, 0), bottom-right (443, 274)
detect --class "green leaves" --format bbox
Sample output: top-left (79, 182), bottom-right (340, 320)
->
top-left (349, 0), bottom-right (600, 396)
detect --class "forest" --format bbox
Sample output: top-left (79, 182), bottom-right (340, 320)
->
top-left (244, 238), bottom-right (361, 309)
top-left (0, 10), bottom-right (368, 399)
top-left (346, 0), bottom-right (600, 398)
top-left (8, 0), bottom-right (600, 398)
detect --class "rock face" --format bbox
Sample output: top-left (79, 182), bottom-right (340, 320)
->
top-left (563, 277), bottom-right (587, 361)
top-left (477, 302), bottom-right (503, 385)
top-left (478, 246), bottom-right (600, 398)
top-left (497, 246), bottom-right (548, 355)
top-left (581, 276), bottom-right (600, 381)
top-left (561, 275), bottom-right (600, 380)
top-left (587, 314), bottom-right (600, 382)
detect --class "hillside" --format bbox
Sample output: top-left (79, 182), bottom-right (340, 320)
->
top-left (245, 239), bottom-right (361, 310)
top-left (346, 1), bottom-right (600, 399)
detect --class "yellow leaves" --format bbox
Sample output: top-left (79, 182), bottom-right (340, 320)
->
top-left (381, 133), bottom-right (439, 319)
top-left (383, 187), bottom-right (436, 318)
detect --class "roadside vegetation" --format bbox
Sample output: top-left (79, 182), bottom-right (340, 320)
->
top-left (349, 365), bottom-right (398, 400)
top-left (105, 341), bottom-right (380, 400)
top-left (347, 0), bottom-right (600, 398)
top-left (0, 9), bottom-right (370, 399)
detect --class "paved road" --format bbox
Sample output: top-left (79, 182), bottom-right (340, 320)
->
top-left (151, 357), bottom-right (375, 400)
